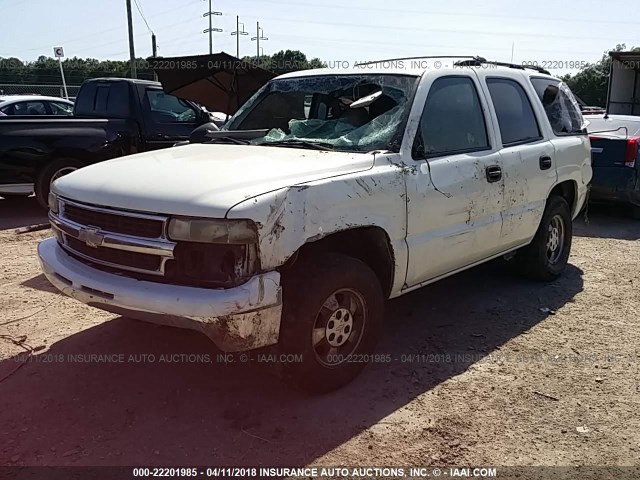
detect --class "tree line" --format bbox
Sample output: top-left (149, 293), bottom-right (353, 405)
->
top-left (0, 50), bottom-right (325, 86)
top-left (1, 45), bottom-right (638, 108)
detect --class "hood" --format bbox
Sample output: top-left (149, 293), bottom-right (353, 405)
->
top-left (53, 144), bottom-right (374, 218)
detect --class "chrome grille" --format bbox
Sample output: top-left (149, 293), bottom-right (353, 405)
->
top-left (51, 199), bottom-right (175, 276)
top-left (66, 237), bottom-right (162, 272)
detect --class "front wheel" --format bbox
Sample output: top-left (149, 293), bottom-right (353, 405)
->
top-left (278, 253), bottom-right (384, 393)
top-left (35, 158), bottom-right (84, 209)
top-left (512, 195), bottom-right (572, 281)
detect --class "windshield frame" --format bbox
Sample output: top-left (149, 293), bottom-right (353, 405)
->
top-left (223, 73), bottom-right (420, 153)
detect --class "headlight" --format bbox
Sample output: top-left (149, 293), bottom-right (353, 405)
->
top-left (48, 193), bottom-right (59, 214)
top-left (167, 218), bottom-right (258, 244)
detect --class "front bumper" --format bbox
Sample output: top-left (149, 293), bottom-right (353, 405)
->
top-left (38, 237), bottom-right (282, 352)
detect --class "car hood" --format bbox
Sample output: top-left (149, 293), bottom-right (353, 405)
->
top-left (53, 143), bottom-right (374, 218)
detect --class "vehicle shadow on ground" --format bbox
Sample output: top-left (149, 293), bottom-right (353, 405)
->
top-left (0, 261), bottom-right (584, 467)
top-left (575, 205), bottom-right (640, 240)
top-left (0, 197), bottom-right (48, 231)
top-left (20, 274), bottom-right (59, 295)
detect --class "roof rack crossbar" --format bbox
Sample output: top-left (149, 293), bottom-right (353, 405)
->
top-left (454, 58), bottom-right (551, 75)
top-left (354, 55), bottom-right (480, 67)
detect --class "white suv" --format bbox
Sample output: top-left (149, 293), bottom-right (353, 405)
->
top-left (39, 58), bottom-right (592, 392)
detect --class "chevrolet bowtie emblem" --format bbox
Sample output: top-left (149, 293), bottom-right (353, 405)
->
top-left (78, 227), bottom-right (105, 248)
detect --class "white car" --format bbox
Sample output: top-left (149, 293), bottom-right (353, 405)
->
top-left (39, 59), bottom-right (592, 391)
top-left (0, 95), bottom-right (74, 116)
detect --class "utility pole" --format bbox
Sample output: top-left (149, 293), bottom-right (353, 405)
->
top-left (230, 16), bottom-right (248, 59)
top-left (152, 34), bottom-right (158, 81)
top-left (251, 22), bottom-right (268, 61)
top-left (202, 0), bottom-right (222, 54)
top-left (126, 0), bottom-right (137, 78)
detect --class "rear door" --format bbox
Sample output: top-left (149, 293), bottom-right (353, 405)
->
top-left (139, 87), bottom-right (202, 150)
top-left (529, 77), bottom-right (590, 215)
top-left (476, 72), bottom-right (557, 250)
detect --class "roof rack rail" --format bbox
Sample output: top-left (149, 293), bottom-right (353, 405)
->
top-left (454, 58), bottom-right (551, 75)
top-left (354, 55), bottom-right (479, 67)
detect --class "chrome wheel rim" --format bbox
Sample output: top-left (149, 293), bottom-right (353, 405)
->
top-left (51, 166), bottom-right (78, 185)
top-left (312, 288), bottom-right (366, 367)
top-left (546, 214), bottom-right (565, 264)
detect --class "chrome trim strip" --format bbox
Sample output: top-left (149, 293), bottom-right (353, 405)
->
top-left (57, 240), bottom-right (171, 277)
top-left (49, 212), bottom-right (176, 276)
top-left (0, 183), bottom-right (34, 195)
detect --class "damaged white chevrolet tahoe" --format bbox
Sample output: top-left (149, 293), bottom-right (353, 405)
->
top-left (39, 59), bottom-right (592, 392)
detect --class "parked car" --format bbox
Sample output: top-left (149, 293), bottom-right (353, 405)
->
top-left (0, 78), bottom-right (210, 205)
top-left (39, 60), bottom-right (592, 392)
top-left (0, 95), bottom-right (74, 116)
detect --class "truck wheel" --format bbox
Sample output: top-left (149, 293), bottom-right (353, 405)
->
top-left (513, 195), bottom-right (572, 281)
top-left (278, 253), bottom-right (384, 393)
top-left (35, 159), bottom-right (84, 209)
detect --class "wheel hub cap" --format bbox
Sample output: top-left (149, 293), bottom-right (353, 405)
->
top-left (325, 307), bottom-right (354, 347)
top-left (311, 288), bottom-right (367, 367)
top-left (546, 215), bottom-right (565, 264)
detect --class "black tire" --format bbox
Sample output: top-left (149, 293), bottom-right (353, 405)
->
top-left (278, 253), bottom-right (384, 393)
top-left (513, 195), bottom-right (572, 281)
top-left (35, 158), bottom-right (84, 209)
top-left (630, 205), bottom-right (640, 220)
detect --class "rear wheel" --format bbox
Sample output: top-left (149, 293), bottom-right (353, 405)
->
top-left (35, 158), bottom-right (84, 208)
top-left (513, 195), bottom-right (572, 281)
top-left (278, 253), bottom-right (384, 393)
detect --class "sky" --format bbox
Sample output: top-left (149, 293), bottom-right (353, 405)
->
top-left (1, 0), bottom-right (639, 77)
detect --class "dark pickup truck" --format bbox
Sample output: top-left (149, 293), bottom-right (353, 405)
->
top-left (586, 115), bottom-right (640, 218)
top-left (0, 77), bottom-right (210, 207)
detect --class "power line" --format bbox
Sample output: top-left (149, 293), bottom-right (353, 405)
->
top-left (202, 0), bottom-right (223, 54)
top-left (231, 16), bottom-right (249, 58)
top-left (256, 0), bottom-right (640, 27)
top-left (251, 22), bottom-right (268, 59)
top-left (3, 0), bottom-right (200, 56)
top-left (133, 0), bottom-right (154, 35)
top-left (254, 13), bottom-right (640, 44)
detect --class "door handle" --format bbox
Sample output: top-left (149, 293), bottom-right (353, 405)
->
top-left (485, 165), bottom-right (502, 183)
top-left (539, 155), bottom-right (553, 170)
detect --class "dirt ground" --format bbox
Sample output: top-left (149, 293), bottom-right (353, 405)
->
top-left (0, 197), bottom-right (638, 469)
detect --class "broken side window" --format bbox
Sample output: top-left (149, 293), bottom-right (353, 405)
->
top-left (531, 78), bottom-right (587, 136)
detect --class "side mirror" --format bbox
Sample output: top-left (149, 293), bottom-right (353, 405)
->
top-left (197, 108), bottom-right (210, 125)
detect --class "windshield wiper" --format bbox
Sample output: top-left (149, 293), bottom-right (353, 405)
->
top-left (205, 136), bottom-right (252, 145)
top-left (260, 139), bottom-right (335, 151)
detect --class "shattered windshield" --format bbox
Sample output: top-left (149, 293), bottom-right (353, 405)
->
top-left (224, 74), bottom-right (419, 152)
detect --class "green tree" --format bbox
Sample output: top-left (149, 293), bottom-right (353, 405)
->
top-left (245, 50), bottom-right (327, 74)
top-left (562, 44), bottom-right (640, 107)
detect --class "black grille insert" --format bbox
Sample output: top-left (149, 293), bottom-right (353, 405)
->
top-left (64, 203), bottom-right (164, 239)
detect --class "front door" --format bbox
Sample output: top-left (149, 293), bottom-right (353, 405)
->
top-left (404, 73), bottom-right (505, 287)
